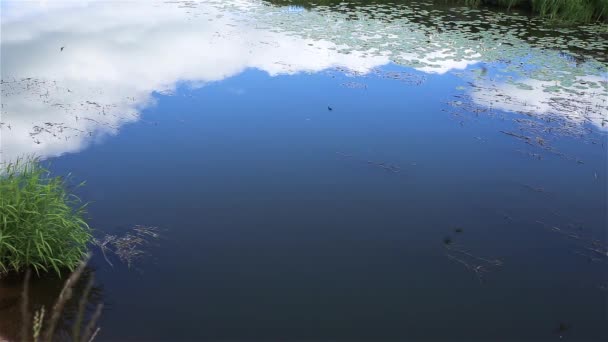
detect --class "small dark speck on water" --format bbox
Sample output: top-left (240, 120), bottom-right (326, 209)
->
top-left (556, 322), bottom-right (571, 339)
top-left (327, 106), bottom-right (333, 111)
top-left (443, 237), bottom-right (453, 245)
top-left (454, 227), bottom-right (463, 233)
top-left (60, 46), bottom-right (64, 51)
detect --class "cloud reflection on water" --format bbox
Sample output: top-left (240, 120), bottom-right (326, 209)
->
top-left (0, 0), bottom-right (389, 163)
top-left (1, 0), bottom-right (606, 164)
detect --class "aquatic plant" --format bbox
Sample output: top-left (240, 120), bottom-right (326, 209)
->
top-left (0, 159), bottom-right (92, 276)
top-left (94, 225), bottom-right (161, 269)
top-left (443, 232), bottom-right (503, 283)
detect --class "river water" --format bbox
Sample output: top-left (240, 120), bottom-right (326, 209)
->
top-left (1, 1), bottom-right (607, 341)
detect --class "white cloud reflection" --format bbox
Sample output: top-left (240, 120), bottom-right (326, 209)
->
top-left (470, 75), bottom-right (608, 130)
top-left (1, 1), bottom-right (606, 165)
top-left (1, 0), bottom-right (390, 164)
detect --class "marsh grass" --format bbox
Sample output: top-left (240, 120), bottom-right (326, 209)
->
top-left (530, 0), bottom-right (608, 23)
top-left (461, 0), bottom-right (607, 23)
top-left (269, 0), bottom-right (606, 23)
top-left (0, 158), bottom-right (92, 276)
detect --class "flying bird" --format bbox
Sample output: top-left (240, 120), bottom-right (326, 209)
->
top-left (327, 106), bottom-right (333, 111)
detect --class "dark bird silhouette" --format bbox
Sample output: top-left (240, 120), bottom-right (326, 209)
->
top-left (327, 106), bottom-right (333, 111)
top-left (60, 46), bottom-right (64, 52)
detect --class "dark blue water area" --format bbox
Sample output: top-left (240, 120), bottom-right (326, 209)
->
top-left (48, 64), bottom-right (607, 341)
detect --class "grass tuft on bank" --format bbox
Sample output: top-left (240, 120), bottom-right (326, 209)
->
top-left (268, 0), bottom-right (607, 23)
top-left (531, 0), bottom-right (607, 23)
top-left (463, 0), bottom-right (607, 23)
top-left (0, 159), bottom-right (92, 276)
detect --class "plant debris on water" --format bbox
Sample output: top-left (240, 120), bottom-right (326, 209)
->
top-left (444, 234), bottom-right (504, 284)
top-left (93, 225), bottom-right (161, 269)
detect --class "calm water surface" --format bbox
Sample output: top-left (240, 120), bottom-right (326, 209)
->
top-left (1, 1), bottom-right (607, 341)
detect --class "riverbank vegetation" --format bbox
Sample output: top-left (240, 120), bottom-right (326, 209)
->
top-left (462, 0), bottom-right (607, 23)
top-left (0, 159), bottom-right (161, 340)
top-left (0, 159), bottom-right (91, 276)
top-left (268, 0), bottom-right (607, 23)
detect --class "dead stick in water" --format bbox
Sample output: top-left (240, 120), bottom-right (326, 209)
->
top-left (20, 270), bottom-right (31, 342)
top-left (43, 254), bottom-right (90, 342)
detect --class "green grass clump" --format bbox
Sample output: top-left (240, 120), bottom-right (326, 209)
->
top-left (462, 0), bottom-right (607, 23)
top-left (0, 159), bottom-right (92, 276)
top-left (268, 0), bottom-right (606, 23)
top-left (530, 0), bottom-right (607, 23)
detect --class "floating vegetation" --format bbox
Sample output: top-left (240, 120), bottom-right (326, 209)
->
top-left (516, 149), bottom-right (543, 160)
top-left (520, 183), bottom-right (546, 193)
top-left (447, 74), bottom-right (607, 131)
top-left (256, 0), bottom-right (608, 139)
top-left (370, 69), bottom-right (427, 85)
top-left (93, 225), bottom-right (160, 269)
top-left (534, 217), bottom-right (608, 264)
top-left (336, 151), bottom-right (403, 173)
top-left (465, 76), bottom-right (608, 136)
top-left (0, 77), bottom-right (139, 164)
top-left (259, 1), bottom-right (608, 64)
top-left (444, 86), bottom-right (605, 163)
top-left (443, 232), bottom-right (503, 283)
top-left (328, 67), bottom-right (427, 87)
top-left (341, 81), bottom-right (367, 89)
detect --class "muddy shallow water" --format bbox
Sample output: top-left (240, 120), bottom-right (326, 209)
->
top-left (1, 1), bottom-right (607, 341)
